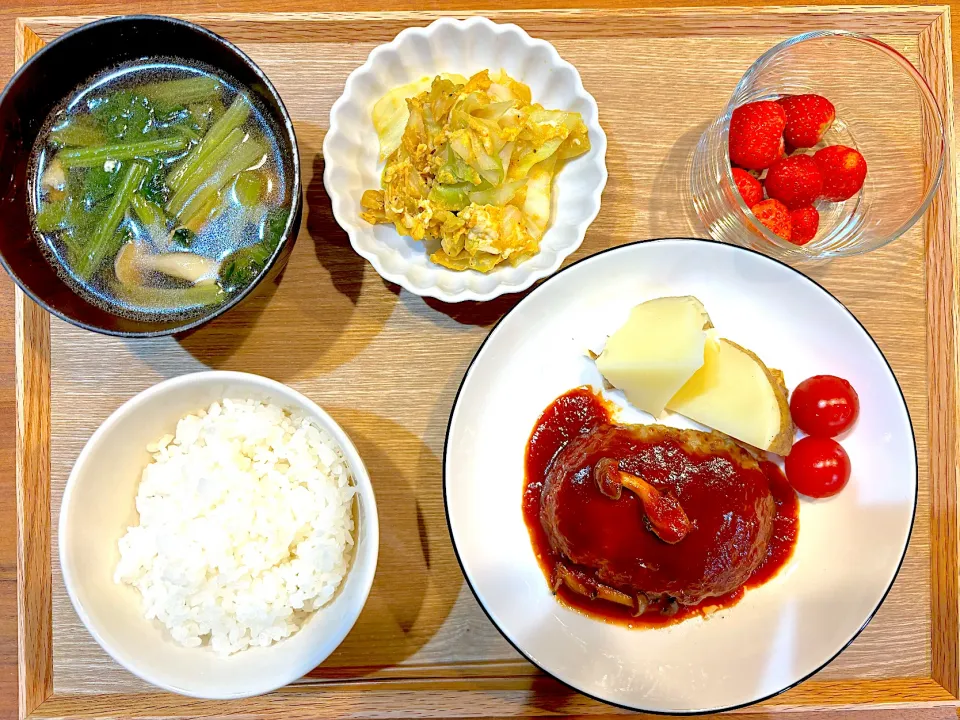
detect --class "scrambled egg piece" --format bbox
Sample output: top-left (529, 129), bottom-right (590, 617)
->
top-left (360, 70), bottom-right (590, 273)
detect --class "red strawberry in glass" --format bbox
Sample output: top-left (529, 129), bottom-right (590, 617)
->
top-left (751, 198), bottom-right (792, 241)
top-left (814, 145), bottom-right (868, 201)
top-left (778, 94), bottom-right (836, 149)
top-left (732, 167), bottom-right (764, 207)
top-left (789, 206), bottom-right (819, 245)
top-left (764, 155), bottom-right (823, 210)
top-left (729, 101), bottom-right (786, 170)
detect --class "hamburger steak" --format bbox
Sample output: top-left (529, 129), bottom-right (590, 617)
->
top-left (540, 421), bottom-right (776, 607)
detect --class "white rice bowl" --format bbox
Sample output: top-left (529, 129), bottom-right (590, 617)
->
top-left (114, 398), bottom-right (357, 656)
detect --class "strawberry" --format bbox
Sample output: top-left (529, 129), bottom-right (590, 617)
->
top-left (736, 166), bottom-right (765, 180)
top-left (813, 145), bottom-right (867, 201)
top-left (778, 94), bottom-right (836, 149)
top-left (751, 199), bottom-right (792, 241)
top-left (732, 167), bottom-right (764, 207)
top-left (789, 206), bottom-right (819, 245)
top-left (764, 155), bottom-right (823, 210)
top-left (729, 101), bottom-right (786, 170)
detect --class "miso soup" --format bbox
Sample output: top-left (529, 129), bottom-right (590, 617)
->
top-left (30, 58), bottom-right (290, 320)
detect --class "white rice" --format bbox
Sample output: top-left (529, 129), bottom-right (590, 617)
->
top-left (114, 398), bottom-right (356, 656)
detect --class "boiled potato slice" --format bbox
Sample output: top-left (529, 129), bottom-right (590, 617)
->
top-left (596, 296), bottom-right (713, 418)
top-left (666, 337), bottom-right (794, 455)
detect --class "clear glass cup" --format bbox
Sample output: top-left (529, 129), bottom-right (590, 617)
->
top-left (691, 31), bottom-right (944, 262)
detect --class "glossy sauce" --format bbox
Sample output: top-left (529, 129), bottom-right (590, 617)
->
top-left (523, 387), bottom-right (799, 627)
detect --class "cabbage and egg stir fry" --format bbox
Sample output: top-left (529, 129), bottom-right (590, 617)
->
top-left (360, 70), bottom-right (590, 272)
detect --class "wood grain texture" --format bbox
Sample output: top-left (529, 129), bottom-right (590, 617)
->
top-left (23, 679), bottom-right (960, 718)
top-left (18, 5), bottom-right (954, 43)
top-left (15, 292), bottom-right (51, 720)
top-left (921, 5), bottom-right (960, 700)
top-left (7, 5), bottom-right (959, 720)
top-left (14, 20), bottom-right (53, 720)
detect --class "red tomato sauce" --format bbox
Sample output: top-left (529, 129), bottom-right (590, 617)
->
top-left (522, 387), bottom-right (799, 628)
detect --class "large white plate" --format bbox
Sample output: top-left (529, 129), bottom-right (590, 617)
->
top-left (444, 238), bottom-right (917, 713)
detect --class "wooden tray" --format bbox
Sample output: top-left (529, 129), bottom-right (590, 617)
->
top-left (14, 6), bottom-right (959, 719)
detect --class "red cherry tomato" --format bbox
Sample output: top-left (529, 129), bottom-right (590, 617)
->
top-left (789, 375), bottom-right (859, 437)
top-left (784, 436), bottom-right (851, 498)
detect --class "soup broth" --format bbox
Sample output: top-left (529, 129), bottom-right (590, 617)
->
top-left (30, 58), bottom-right (290, 321)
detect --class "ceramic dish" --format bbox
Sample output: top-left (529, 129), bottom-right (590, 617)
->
top-left (0, 15), bottom-right (302, 337)
top-left (59, 371), bottom-right (379, 699)
top-left (323, 16), bottom-right (607, 302)
top-left (444, 238), bottom-right (916, 713)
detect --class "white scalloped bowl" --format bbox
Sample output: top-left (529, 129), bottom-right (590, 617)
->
top-left (323, 17), bottom-right (608, 302)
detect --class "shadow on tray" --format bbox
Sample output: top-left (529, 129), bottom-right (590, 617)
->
top-left (648, 122), bottom-right (710, 241)
top-left (303, 408), bottom-right (463, 678)
top-left (168, 144), bottom-right (398, 380)
top-left (419, 289), bottom-right (534, 329)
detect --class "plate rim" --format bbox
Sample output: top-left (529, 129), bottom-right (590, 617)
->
top-left (441, 236), bottom-right (919, 715)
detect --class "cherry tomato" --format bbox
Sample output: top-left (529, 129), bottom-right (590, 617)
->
top-left (789, 375), bottom-right (859, 437)
top-left (784, 436), bottom-right (851, 498)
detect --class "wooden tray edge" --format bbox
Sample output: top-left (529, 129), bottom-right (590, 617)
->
top-left (15, 288), bottom-right (51, 720)
top-left (14, 17), bottom-right (54, 720)
top-left (15, 5), bottom-right (955, 44)
top-left (920, 5), bottom-right (960, 700)
top-left (21, 679), bottom-right (960, 719)
top-left (15, 16), bottom-right (54, 720)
